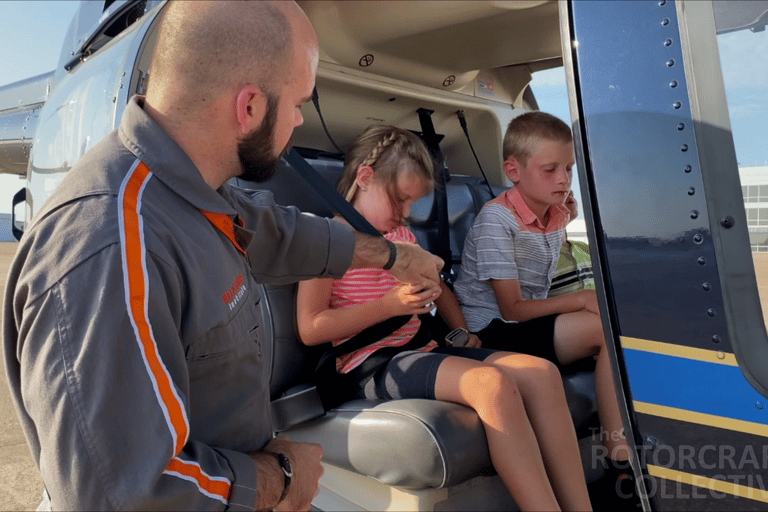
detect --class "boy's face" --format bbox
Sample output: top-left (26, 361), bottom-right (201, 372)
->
top-left (503, 139), bottom-right (575, 218)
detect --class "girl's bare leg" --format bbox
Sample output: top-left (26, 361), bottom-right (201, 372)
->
top-left (554, 311), bottom-right (630, 462)
top-left (485, 351), bottom-right (592, 511)
top-left (434, 356), bottom-right (561, 511)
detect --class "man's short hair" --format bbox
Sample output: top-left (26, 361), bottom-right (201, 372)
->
top-left (502, 111), bottom-right (573, 166)
top-left (149, 1), bottom-right (293, 108)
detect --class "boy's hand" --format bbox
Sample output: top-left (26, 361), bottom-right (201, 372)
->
top-left (381, 283), bottom-right (440, 317)
top-left (466, 333), bottom-right (482, 348)
top-left (574, 289), bottom-right (600, 315)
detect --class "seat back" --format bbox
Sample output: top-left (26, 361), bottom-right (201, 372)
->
top-left (234, 156), bottom-right (347, 400)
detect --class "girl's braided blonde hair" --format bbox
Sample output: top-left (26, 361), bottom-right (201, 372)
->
top-left (338, 125), bottom-right (435, 203)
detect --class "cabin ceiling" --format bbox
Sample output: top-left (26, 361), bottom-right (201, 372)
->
top-left (299, 0), bottom-right (561, 91)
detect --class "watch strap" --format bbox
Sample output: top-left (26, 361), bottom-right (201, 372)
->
top-left (270, 452), bottom-right (292, 506)
top-left (382, 239), bottom-right (397, 271)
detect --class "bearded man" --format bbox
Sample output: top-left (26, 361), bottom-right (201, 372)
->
top-left (2, 2), bottom-right (443, 510)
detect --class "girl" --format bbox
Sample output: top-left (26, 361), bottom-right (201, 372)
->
top-left (297, 125), bottom-right (592, 511)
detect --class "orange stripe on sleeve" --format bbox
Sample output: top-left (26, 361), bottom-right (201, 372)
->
top-left (121, 162), bottom-right (189, 456)
top-left (165, 457), bottom-right (231, 504)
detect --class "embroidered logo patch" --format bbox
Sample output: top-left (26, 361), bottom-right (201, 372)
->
top-left (222, 273), bottom-right (247, 311)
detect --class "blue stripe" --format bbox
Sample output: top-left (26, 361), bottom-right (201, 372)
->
top-left (624, 348), bottom-right (768, 426)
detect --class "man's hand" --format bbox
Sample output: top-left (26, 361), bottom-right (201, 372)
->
top-left (389, 241), bottom-right (444, 288)
top-left (252, 437), bottom-right (323, 511)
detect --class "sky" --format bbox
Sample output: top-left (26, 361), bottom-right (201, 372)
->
top-left (0, 1), bottom-right (765, 215)
top-left (0, 1), bottom-right (80, 215)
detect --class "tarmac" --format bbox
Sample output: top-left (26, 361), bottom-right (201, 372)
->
top-left (0, 241), bottom-right (43, 511)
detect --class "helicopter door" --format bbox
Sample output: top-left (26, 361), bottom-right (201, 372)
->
top-left (563, 0), bottom-right (768, 509)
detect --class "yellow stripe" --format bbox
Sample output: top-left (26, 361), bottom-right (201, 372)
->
top-left (634, 402), bottom-right (768, 438)
top-left (621, 336), bottom-right (737, 366)
top-left (648, 465), bottom-right (768, 503)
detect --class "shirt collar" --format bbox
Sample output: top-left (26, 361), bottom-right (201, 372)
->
top-left (118, 95), bottom-right (236, 216)
top-left (496, 186), bottom-right (570, 231)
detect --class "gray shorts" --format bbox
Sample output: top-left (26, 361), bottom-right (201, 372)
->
top-left (358, 346), bottom-right (498, 400)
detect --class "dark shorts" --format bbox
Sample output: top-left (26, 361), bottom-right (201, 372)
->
top-left (358, 346), bottom-right (498, 400)
top-left (475, 314), bottom-right (561, 368)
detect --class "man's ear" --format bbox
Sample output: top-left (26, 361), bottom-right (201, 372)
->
top-left (355, 165), bottom-right (375, 189)
top-left (503, 158), bottom-right (521, 183)
top-left (235, 84), bottom-right (268, 134)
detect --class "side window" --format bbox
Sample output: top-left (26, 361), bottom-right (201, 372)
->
top-left (715, 4), bottom-right (768, 320)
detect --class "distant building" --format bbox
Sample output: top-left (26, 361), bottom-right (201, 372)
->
top-left (740, 166), bottom-right (768, 252)
top-left (566, 219), bottom-right (588, 244)
top-left (0, 212), bottom-right (16, 242)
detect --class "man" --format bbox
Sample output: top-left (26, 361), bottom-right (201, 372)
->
top-left (2, 2), bottom-right (443, 510)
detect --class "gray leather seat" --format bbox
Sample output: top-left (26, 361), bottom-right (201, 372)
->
top-left (237, 155), bottom-right (598, 490)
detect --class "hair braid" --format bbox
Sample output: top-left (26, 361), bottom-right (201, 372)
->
top-left (338, 125), bottom-right (435, 204)
top-left (360, 131), bottom-right (399, 168)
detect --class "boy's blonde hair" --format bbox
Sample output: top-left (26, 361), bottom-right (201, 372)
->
top-left (338, 125), bottom-right (435, 202)
top-left (502, 112), bottom-right (572, 166)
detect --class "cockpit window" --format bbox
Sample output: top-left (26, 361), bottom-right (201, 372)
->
top-left (87, 1), bottom-right (147, 53)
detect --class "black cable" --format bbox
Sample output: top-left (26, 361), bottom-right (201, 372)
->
top-left (456, 110), bottom-right (495, 197)
top-left (311, 87), bottom-right (345, 155)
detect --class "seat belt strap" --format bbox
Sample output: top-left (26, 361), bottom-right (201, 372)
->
top-left (416, 108), bottom-right (452, 278)
top-left (315, 314), bottom-right (412, 371)
top-left (284, 149), bottom-right (381, 237)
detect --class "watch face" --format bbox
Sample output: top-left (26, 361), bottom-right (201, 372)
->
top-left (446, 328), bottom-right (470, 347)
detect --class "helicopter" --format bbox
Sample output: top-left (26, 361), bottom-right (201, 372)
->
top-left (1, 1), bottom-right (768, 510)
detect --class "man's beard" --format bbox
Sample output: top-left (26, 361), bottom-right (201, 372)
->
top-left (237, 93), bottom-right (289, 183)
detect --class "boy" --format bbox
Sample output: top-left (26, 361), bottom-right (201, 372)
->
top-left (454, 111), bottom-right (635, 503)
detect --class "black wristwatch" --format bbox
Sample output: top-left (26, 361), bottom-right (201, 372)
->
top-left (445, 327), bottom-right (470, 347)
top-left (271, 452), bottom-right (293, 506)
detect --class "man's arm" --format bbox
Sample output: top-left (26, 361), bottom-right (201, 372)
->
top-left (237, 194), bottom-right (442, 287)
top-left (6, 245), bottom-right (262, 511)
top-left (351, 232), bottom-right (443, 288)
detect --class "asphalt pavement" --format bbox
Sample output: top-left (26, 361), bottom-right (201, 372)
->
top-left (0, 242), bottom-right (43, 511)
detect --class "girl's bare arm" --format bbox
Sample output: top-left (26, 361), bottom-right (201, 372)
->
top-left (296, 278), bottom-right (438, 346)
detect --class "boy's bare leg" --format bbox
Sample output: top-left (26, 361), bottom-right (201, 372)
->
top-left (554, 311), bottom-right (631, 462)
top-left (434, 356), bottom-right (561, 511)
top-left (484, 352), bottom-right (593, 511)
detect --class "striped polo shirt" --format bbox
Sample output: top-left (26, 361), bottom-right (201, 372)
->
top-left (330, 225), bottom-right (437, 373)
top-left (455, 187), bottom-right (570, 332)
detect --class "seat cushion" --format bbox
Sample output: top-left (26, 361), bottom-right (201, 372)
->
top-left (283, 370), bottom-right (596, 490)
top-left (284, 398), bottom-right (489, 489)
